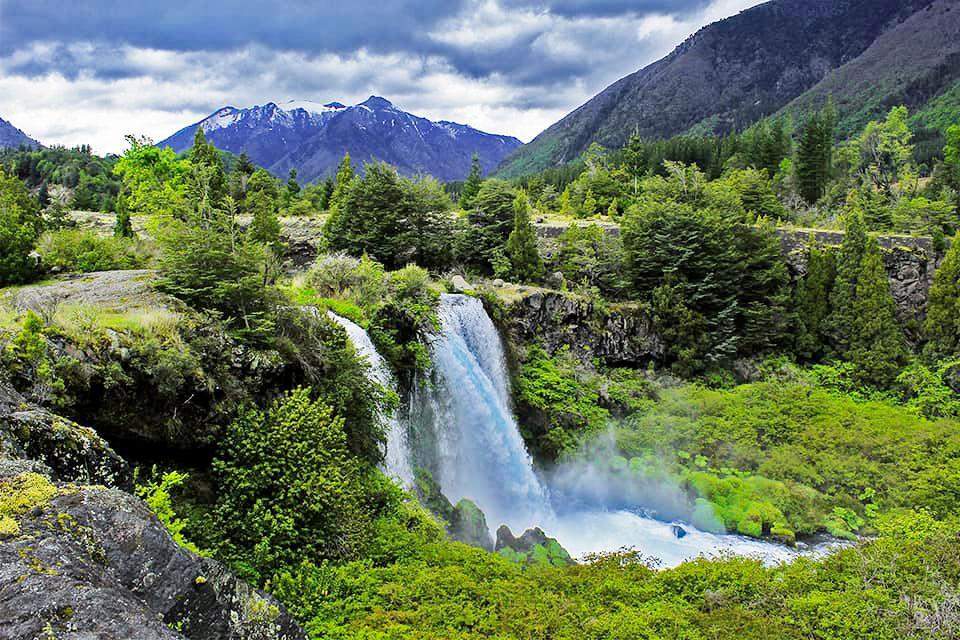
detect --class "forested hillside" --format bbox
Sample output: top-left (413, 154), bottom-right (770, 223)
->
top-left (498, 0), bottom-right (953, 177)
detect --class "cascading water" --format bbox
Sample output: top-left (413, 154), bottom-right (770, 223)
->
top-left (413, 294), bottom-right (552, 533)
top-left (336, 296), bottom-right (830, 567)
top-left (327, 312), bottom-right (414, 485)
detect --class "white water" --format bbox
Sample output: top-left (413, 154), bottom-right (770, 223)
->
top-left (337, 295), bottom-right (822, 567)
top-left (327, 312), bottom-right (414, 485)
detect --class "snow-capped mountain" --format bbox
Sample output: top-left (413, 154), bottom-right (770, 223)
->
top-left (158, 96), bottom-right (522, 183)
top-left (0, 117), bottom-right (41, 149)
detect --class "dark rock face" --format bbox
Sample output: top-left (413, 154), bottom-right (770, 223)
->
top-left (0, 382), bottom-right (129, 488)
top-left (498, 0), bottom-right (938, 176)
top-left (158, 96), bottom-right (522, 183)
top-left (498, 289), bottom-right (663, 368)
top-left (413, 468), bottom-right (494, 551)
top-left (0, 482), bottom-right (306, 640)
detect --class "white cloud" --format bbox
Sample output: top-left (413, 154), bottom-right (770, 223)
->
top-left (0, 0), bottom-right (765, 155)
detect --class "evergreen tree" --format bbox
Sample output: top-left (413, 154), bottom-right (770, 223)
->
top-left (559, 187), bottom-right (574, 218)
top-left (463, 180), bottom-right (517, 271)
top-left (795, 240), bottom-right (836, 360)
top-left (0, 169), bottom-right (42, 286)
top-left (190, 127), bottom-right (226, 206)
top-left (923, 234), bottom-right (960, 360)
top-left (459, 154), bottom-right (483, 210)
top-left (236, 151), bottom-right (255, 177)
top-left (827, 211), bottom-right (869, 353)
top-left (406, 175), bottom-right (455, 270)
top-left (113, 192), bottom-right (134, 238)
top-left (285, 168), bottom-right (301, 204)
top-left (848, 236), bottom-right (908, 387)
top-left (581, 188), bottom-right (597, 217)
top-left (795, 104), bottom-right (835, 205)
top-left (248, 190), bottom-right (282, 253)
top-left (505, 192), bottom-right (544, 283)
top-left (37, 182), bottom-right (49, 208)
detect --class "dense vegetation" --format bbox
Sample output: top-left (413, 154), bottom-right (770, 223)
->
top-left (1, 103), bottom-right (960, 638)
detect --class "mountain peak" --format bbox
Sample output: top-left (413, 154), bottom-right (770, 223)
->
top-left (360, 96), bottom-right (393, 110)
top-left (0, 116), bottom-right (42, 149)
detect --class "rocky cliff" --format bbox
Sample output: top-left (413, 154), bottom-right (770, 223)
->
top-left (0, 382), bottom-right (306, 639)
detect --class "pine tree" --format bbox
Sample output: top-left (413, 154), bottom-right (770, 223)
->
top-left (248, 189), bottom-right (282, 253)
top-left (37, 182), bottom-right (50, 208)
top-left (113, 192), bottom-right (134, 238)
top-left (459, 154), bottom-right (483, 210)
top-left (827, 211), bottom-right (869, 353)
top-left (581, 188), bottom-right (597, 217)
top-left (505, 192), bottom-right (544, 283)
top-left (795, 102), bottom-right (835, 204)
top-left (328, 153), bottom-right (354, 214)
top-left (286, 169), bottom-right (300, 199)
top-left (190, 127), bottom-right (226, 206)
top-left (923, 234), bottom-right (960, 360)
top-left (607, 198), bottom-right (619, 218)
top-left (848, 236), bottom-right (908, 387)
top-left (236, 152), bottom-right (255, 176)
top-left (795, 240), bottom-right (836, 360)
top-left (559, 187), bottom-right (574, 218)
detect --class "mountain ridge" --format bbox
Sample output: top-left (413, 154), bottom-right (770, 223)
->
top-left (159, 96), bottom-right (522, 183)
top-left (496, 0), bottom-right (943, 177)
top-left (0, 116), bottom-right (41, 149)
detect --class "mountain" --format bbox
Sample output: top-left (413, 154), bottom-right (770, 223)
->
top-left (0, 116), bottom-right (41, 149)
top-left (497, 0), bottom-right (948, 177)
top-left (159, 97), bottom-right (522, 183)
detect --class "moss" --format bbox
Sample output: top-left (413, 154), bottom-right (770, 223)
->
top-left (0, 472), bottom-right (58, 537)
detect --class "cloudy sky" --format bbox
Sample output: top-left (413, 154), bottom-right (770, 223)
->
top-left (0, 0), bottom-right (765, 154)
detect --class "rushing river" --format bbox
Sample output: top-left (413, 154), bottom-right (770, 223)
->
top-left (333, 294), bottom-right (830, 567)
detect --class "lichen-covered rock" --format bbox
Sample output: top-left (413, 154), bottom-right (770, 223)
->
top-left (0, 382), bottom-right (129, 488)
top-left (0, 478), bottom-right (306, 640)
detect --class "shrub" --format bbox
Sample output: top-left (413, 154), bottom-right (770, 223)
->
top-left (36, 229), bottom-right (150, 273)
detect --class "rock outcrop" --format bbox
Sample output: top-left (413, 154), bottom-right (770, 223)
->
top-left (0, 381), bottom-right (307, 640)
top-left (413, 468), bottom-right (494, 551)
top-left (494, 525), bottom-right (574, 567)
top-left (493, 287), bottom-right (662, 368)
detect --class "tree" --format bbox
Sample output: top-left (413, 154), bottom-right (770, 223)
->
top-left (212, 388), bottom-right (374, 581)
top-left (557, 223), bottom-right (626, 295)
top-left (190, 127), bottom-right (226, 206)
top-left (848, 237), bottom-right (908, 387)
top-left (113, 135), bottom-right (190, 217)
top-left (855, 106), bottom-right (916, 207)
top-left (0, 169), bottom-right (42, 286)
top-left (794, 241), bottom-right (836, 361)
top-left (827, 211), bottom-right (869, 354)
top-left (459, 154), bottom-right (483, 210)
top-left (236, 151), bottom-right (255, 177)
top-left (462, 180), bottom-right (517, 271)
top-left (113, 192), bottom-right (134, 238)
top-left (285, 168), bottom-right (301, 205)
top-left (406, 175), bottom-right (455, 270)
top-left (37, 183), bottom-right (49, 208)
top-left (248, 188), bottom-right (282, 253)
top-left (924, 235), bottom-right (960, 360)
top-left (795, 102), bottom-right (836, 204)
top-left (329, 153), bottom-right (354, 214)
top-left (505, 192), bottom-right (544, 283)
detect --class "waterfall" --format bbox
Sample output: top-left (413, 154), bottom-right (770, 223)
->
top-left (327, 312), bottom-right (414, 485)
top-left (414, 294), bottom-right (552, 533)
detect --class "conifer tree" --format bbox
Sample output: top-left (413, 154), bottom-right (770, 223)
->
top-left (505, 192), bottom-right (544, 283)
top-left (848, 236), bottom-right (908, 387)
top-left (329, 153), bottom-right (354, 213)
top-left (581, 188), bottom-right (597, 217)
top-left (923, 235), bottom-right (960, 360)
top-left (113, 192), bottom-right (134, 238)
top-left (795, 240), bottom-right (836, 360)
top-left (236, 151), bottom-right (255, 177)
top-left (459, 154), bottom-right (483, 210)
top-left (190, 127), bottom-right (226, 206)
top-left (285, 169), bottom-right (301, 203)
top-left (827, 211), bottom-right (869, 353)
top-left (795, 102), bottom-right (835, 204)
top-left (559, 187), bottom-right (574, 218)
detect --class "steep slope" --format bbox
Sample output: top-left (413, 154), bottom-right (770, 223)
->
top-left (159, 97), bottom-right (522, 183)
top-left (780, 0), bottom-right (960, 136)
top-left (497, 0), bottom-right (936, 177)
top-left (0, 116), bottom-right (41, 149)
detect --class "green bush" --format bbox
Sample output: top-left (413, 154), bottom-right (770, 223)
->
top-left (36, 229), bottom-right (150, 273)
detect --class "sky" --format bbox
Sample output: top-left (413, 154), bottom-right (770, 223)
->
top-left (0, 0), bottom-right (765, 154)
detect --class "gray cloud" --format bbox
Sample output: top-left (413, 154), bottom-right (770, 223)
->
top-left (0, 0), bottom-right (765, 153)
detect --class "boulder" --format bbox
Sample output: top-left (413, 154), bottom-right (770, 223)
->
top-left (0, 477), bottom-right (306, 640)
top-left (449, 499), bottom-right (494, 551)
top-left (450, 275), bottom-right (473, 293)
top-left (495, 525), bottom-right (574, 566)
